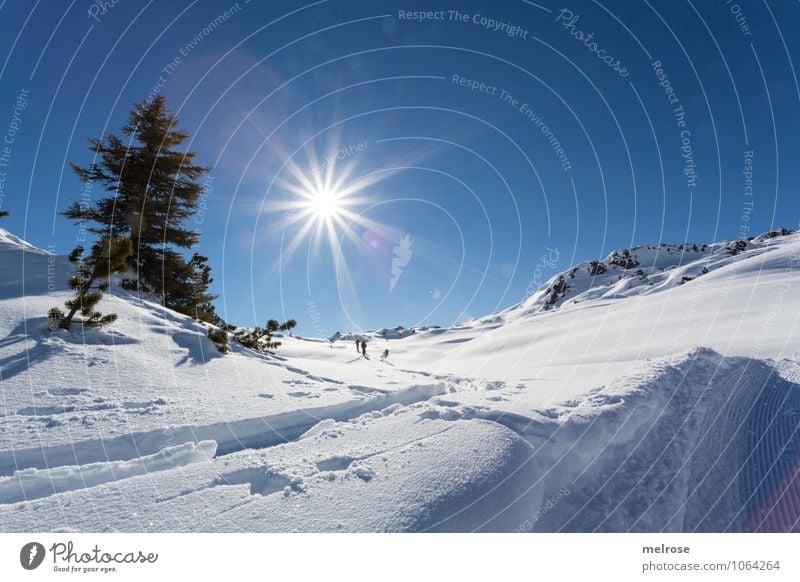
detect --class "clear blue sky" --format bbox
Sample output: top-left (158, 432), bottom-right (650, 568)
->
top-left (1, 1), bottom-right (798, 335)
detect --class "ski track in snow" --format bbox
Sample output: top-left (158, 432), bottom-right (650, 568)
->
top-left (0, 383), bottom-right (447, 479)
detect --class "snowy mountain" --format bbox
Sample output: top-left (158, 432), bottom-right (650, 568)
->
top-left (1, 227), bottom-right (798, 532)
top-left (490, 227), bottom-right (794, 319)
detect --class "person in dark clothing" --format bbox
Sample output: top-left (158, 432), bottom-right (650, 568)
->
top-left (361, 340), bottom-right (367, 357)
top-left (380, 349), bottom-right (389, 361)
top-left (355, 339), bottom-right (360, 353)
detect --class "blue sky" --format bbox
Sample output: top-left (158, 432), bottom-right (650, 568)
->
top-left (1, 1), bottom-right (798, 335)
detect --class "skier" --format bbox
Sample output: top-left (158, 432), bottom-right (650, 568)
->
top-left (355, 339), bottom-right (360, 353)
top-left (380, 349), bottom-right (389, 361)
top-left (361, 340), bottom-right (367, 357)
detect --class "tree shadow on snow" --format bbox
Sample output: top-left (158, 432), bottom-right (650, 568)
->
top-left (172, 330), bottom-right (224, 366)
top-left (0, 318), bottom-right (124, 379)
top-left (0, 317), bottom-right (143, 381)
top-left (0, 334), bottom-right (56, 382)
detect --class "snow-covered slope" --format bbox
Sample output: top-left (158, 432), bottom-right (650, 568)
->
top-left (495, 228), bottom-right (794, 318)
top-left (1, 227), bottom-right (799, 532)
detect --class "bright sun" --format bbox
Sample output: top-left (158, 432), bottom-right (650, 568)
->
top-left (271, 145), bottom-right (397, 261)
top-left (308, 187), bottom-right (340, 219)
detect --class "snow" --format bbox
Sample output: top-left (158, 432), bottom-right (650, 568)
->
top-left (1, 226), bottom-right (799, 532)
top-left (0, 440), bottom-right (216, 504)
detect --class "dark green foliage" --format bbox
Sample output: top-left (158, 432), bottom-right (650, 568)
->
top-left (47, 307), bottom-right (65, 330)
top-left (64, 95), bottom-right (207, 249)
top-left (48, 307), bottom-right (65, 320)
top-left (233, 327), bottom-right (281, 352)
top-left (232, 318), bottom-right (295, 354)
top-left (186, 253), bottom-right (218, 323)
top-left (280, 319), bottom-right (297, 336)
top-left (62, 95), bottom-right (218, 323)
top-left (67, 246), bottom-right (84, 263)
top-left (54, 236), bottom-right (133, 330)
top-left (147, 250), bottom-right (219, 323)
top-left (207, 328), bottom-right (229, 354)
top-left (281, 319), bottom-right (297, 330)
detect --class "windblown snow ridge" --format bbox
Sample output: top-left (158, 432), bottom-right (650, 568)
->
top-left (416, 348), bottom-right (800, 532)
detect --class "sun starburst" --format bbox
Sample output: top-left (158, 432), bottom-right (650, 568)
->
top-left (270, 144), bottom-right (393, 262)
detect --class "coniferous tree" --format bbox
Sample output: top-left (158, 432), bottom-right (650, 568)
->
top-left (233, 318), bottom-right (295, 353)
top-left (62, 95), bottom-right (216, 321)
top-left (279, 319), bottom-right (297, 336)
top-left (207, 328), bottom-right (229, 354)
top-left (185, 253), bottom-right (218, 323)
top-left (52, 236), bottom-right (133, 330)
top-left (155, 250), bottom-right (218, 322)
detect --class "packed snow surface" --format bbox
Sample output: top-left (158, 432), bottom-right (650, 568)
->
top-left (1, 227), bottom-right (798, 531)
